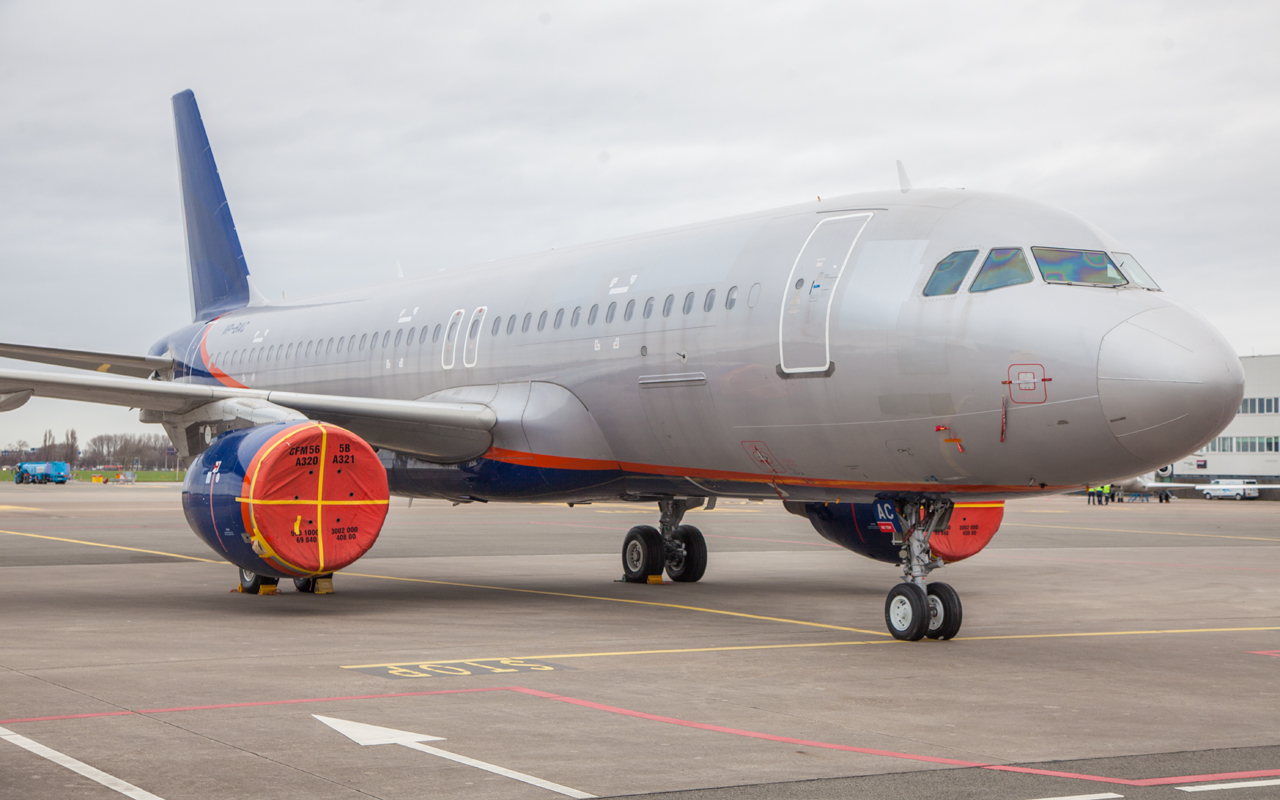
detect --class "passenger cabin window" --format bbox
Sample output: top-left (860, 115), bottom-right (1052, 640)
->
top-left (419, 327), bottom-right (429, 345)
top-left (305, 341), bottom-right (314, 357)
top-left (538, 311), bottom-right (548, 331)
top-left (406, 328), bottom-right (415, 344)
top-left (382, 331), bottom-right (391, 348)
top-left (337, 337), bottom-right (345, 352)
top-left (359, 334), bottom-right (367, 351)
top-left (554, 309), bottom-right (564, 329)
top-left (468, 318), bottom-right (481, 339)
top-left (662, 294), bottom-right (674, 317)
top-left (725, 286), bottom-right (738, 309)
top-left (570, 307), bottom-right (581, 327)
top-left (923, 250), bottom-right (979, 296)
top-left (643, 297), bottom-right (655, 319)
top-left (683, 292), bottom-right (695, 314)
top-left (1032, 247), bottom-right (1127, 286)
top-left (491, 317), bottom-right (501, 336)
top-left (606, 302), bottom-right (617, 323)
top-left (267, 346), bottom-right (275, 360)
top-left (1113, 252), bottom-right (1160, 291)
top-left (588, 304), bottom-right (598, 325)
top-left (703, 288), bottom-right (716, 312)
top-left (521, 313), bottom-right (532, 333)
top-left (971, 248), bottom-right (1034, 293)
top-left (624, 299), bottom-right (636, 321)
top-left (286, 344), bottom-right (295, 358)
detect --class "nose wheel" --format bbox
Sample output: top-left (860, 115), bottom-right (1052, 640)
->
top-left (883, 499), bottom-right (964, 641)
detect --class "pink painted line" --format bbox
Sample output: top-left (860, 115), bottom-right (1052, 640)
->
top-left (5, 685), bottom-right (1278, 788)
top-left (511, 687), bottom-right (985, 767)
top-left (1248, 650), bottom-right (1280, 657)
top-left (0, 687), bottom-right (508, 725)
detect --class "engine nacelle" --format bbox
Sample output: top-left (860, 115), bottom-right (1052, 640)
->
top-left (800, 500), bottom-right (1004, 564)
top-left (182, 421), bottom-right (389, 578)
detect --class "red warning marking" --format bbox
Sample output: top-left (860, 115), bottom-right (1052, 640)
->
top-left (1248, 650), bottom-right (1280, 657)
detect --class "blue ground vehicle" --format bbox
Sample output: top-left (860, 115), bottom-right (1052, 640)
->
top-left (14, 462), bottom-right (69, 484)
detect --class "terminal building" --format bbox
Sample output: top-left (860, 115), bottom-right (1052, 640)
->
top-left (1171, 354), bottom-right (1280, 481)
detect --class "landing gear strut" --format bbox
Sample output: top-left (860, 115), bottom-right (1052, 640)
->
top-left (620, 498), bottom-right (708, 583)
top-left (884, 498), bottom-right (963, 641)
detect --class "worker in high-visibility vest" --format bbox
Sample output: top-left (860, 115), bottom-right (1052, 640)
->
top-left (1101, 484), bottom-right (1112, 505)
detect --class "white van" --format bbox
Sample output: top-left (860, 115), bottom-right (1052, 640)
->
top-left (1202, 479), bottom-right (1260, 500)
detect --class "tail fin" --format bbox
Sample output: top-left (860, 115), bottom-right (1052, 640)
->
top-left (172, 90), bottom-right (251, 322)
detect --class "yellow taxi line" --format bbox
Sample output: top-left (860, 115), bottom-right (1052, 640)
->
top-left (341, 571), bottom-right (891, 636)
top-left (341, 624), bottom-right (1280, 669)
top-left (0, 529), bottom-right (222, 563)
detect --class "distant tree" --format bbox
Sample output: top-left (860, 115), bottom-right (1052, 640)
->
top-left (62, 429), bottom-right (79, 466)
top-left (39, 429), bottom-right (56, 461)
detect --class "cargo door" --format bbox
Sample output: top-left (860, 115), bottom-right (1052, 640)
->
top-left (778, 213), bottom-right (872, 374)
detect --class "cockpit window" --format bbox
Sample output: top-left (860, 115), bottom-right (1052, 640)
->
top-left (923, 250), bottom-right (978, 296)
top-left (1032, 247), bottom-right (1127, 286)
top-left (970, 248), bottom-right (1034, 293)
top-left (1113, 252), bottom-right (1161, 291)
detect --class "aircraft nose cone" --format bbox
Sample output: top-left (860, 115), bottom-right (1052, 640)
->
top-left (1097, 306), bottom-right (1244, 467)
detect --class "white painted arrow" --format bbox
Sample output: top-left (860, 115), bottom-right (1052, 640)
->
top-left (0, 724), bottom-right (165, 800)
top-left (313, 715), bottom-right (594, 799)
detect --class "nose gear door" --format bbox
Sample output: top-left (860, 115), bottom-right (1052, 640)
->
top-left (778, 213), bottom-right (872, 374)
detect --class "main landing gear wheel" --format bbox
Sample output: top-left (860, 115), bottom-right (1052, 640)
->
top-left (622, 525), bottom-right (665, 583)
top-left (885, 583), bottom-right (928, 641)
top-left (925, 582), bottom-right (963, 640)
top-left (666, 525), bottom-right (707, 583)
top-left (239, 568), bottom-right (278, 595)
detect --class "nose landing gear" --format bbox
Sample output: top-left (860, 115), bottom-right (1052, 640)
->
top-left (620, 498), bottom-right (709, 583)
top-left (885, 498), bottom-right (963, 641)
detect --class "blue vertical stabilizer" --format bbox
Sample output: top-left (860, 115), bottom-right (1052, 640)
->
top-left (172, 90), bottom-right (251, 322)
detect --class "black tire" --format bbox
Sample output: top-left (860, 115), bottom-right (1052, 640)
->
top-left (1204, 492), bottom-right (1212, 500)
top-left (885, 583), bottom-right (929, 641)
top-left (666, 525), bottom-right (707, 583)
top-left (925, 582), bottom-right (963, 640)
top-left (622, 525), bottom-right (665, 583)
top-left (239, 568), bottom-right (263, 594)
top-left (1235, 493), bottom-right (1243, 501)
top-left (294, 577), bottom-right (317, 593)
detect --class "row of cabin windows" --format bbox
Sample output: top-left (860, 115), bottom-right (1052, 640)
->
top-left (209, 285), bottom-right (742, 370)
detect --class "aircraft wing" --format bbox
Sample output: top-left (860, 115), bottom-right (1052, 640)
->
top-left (0, 341), bottom-right (174, 379)
top-left (0, 366), bottom-right (496, 462)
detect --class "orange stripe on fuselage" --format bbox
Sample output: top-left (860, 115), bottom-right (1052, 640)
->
top-left (482, 446), bottom-right (1064, 495)
top-left (199, 321), bottom-right (249, 389)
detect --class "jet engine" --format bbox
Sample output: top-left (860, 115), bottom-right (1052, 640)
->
top-left (182, 421), bottom-right (389, 578)
top-left (796, 500), bottom-right (1004, 564)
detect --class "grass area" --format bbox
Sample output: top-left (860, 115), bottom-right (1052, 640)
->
top-left (70, 470), bottom-right (184, 483)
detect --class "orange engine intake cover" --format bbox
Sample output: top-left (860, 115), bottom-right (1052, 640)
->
top-left (239, 422), bottom-right (389, 575)
top-left (929, 501), bottom-right (1004, 562)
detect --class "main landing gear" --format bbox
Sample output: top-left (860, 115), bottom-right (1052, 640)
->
top-left (621, 498), bottom-right (708, 584)
top-left (884, 498), bottom-right (963, 641)
top-left (237, 569), bottom-right (334, 595)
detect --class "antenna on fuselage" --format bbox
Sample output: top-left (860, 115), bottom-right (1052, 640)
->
top-left (896, 160), bottom-right (912, 193)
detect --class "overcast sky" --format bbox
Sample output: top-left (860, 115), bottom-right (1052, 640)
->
top-left (1, 1), bottom-right (1278, 448)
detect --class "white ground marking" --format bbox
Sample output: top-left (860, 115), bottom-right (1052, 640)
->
top-left (313, 715), bottom-right (595, 798)
top-left (1177, 778), bottom-right (1280, 792)
top-left (1023, 794), bottom-right (1123, 800)
top-left (1024, 794), bottom-right (1123, 800)
top-left (0, 725), bottom-right (164, 800)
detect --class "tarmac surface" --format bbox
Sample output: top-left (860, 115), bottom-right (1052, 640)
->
top-left (1, 482), bottom-right (1278, 799)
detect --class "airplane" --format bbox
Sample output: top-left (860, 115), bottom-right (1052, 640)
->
top-left (0, 90), bottom-right (1245, 641)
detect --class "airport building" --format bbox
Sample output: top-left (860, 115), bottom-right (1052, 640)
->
top-left (1172, 354), bottom-right (1280, 480)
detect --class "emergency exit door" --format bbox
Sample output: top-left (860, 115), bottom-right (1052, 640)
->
top-left (778, 213), bottom-right (872, 374)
